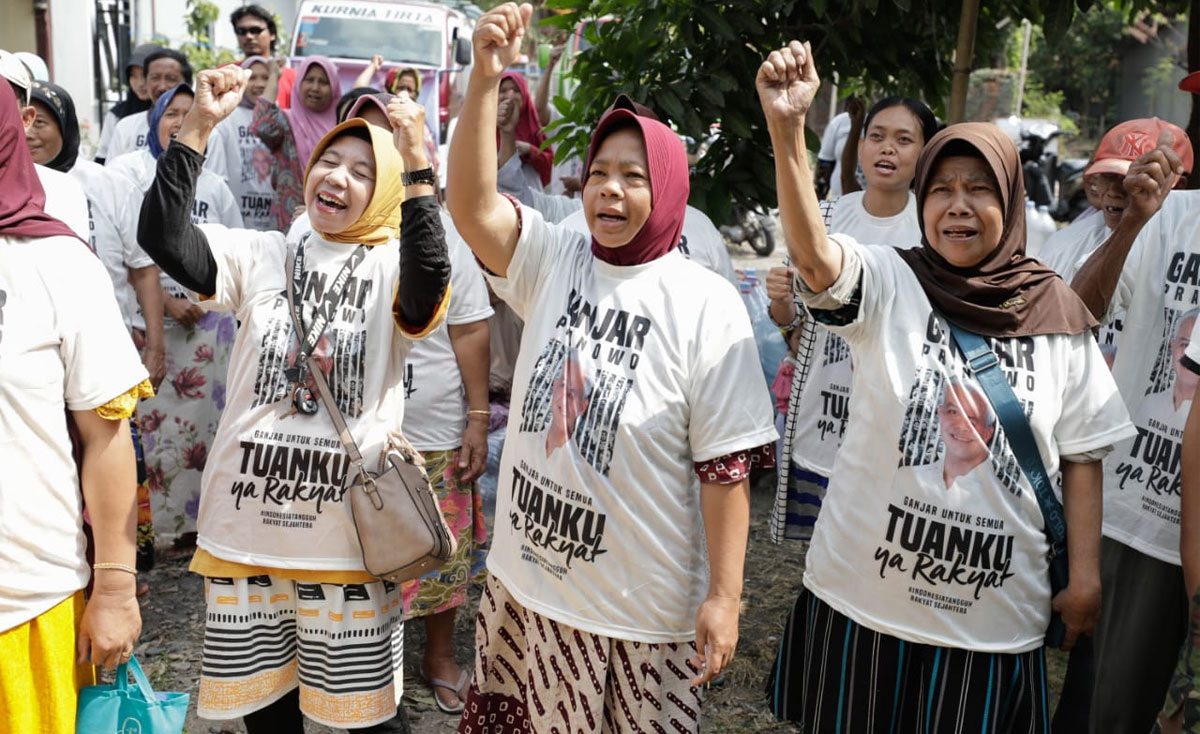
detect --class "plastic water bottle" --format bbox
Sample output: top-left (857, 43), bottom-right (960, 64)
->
top-left (1025, 200), bottom-right (1047, 256)
top-left (1035, 205), bottom-right (1057, 256)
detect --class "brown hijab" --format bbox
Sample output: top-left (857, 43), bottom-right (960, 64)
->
top-left (896, 122), bottom-right (1097, 338)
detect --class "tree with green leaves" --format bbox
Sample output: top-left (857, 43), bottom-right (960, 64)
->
top-left (538, 0), bottom-right (1195, 221)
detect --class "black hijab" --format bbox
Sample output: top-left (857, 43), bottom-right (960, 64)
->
top-left (109, 43), bottom-right (159, 120)
top-left (29, 81), bottom-right (79, 173)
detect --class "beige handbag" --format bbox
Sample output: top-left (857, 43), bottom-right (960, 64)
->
top-left (286, 245), bottom-right (456, 583)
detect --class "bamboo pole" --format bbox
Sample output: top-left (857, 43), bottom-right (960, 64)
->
top-left (948, 0), bottom-right (982, 124)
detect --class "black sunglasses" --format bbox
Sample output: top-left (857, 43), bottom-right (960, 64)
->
top-left (236, 25), bottom-right (267, 36)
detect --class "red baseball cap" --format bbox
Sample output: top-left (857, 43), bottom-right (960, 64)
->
top-left (1085, 117), bottom-right (1193, 179)
top-left (1181, 71), bottom-right (1200, 95)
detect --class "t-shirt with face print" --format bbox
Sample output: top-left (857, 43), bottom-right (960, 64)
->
top-left (183, 222), bottom-right (443, 569)
top-left (214, 106), bottom-right (277, 231)
top-left (483, 204), bottom-right (777, 643)
top-left (796, 235), bottom-right (1133, 653)
top-left (1102, 190), bottom-right (1200, 565)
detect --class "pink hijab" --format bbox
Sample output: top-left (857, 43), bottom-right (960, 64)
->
top-left (286, 56), bottom-right (342, 169)
top-left (583, 104), bottom-right (689, 266)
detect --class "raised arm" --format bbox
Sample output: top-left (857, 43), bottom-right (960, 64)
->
top-left (839, 97), bottom-right (865, 196)
top-left (446, 2), bottom-right (532, 277)
top-left (388, 94), bottom-right (451, 330)
top-left (354, 54), bottom-right (385, 90)
top-left (757, 41), bottom-right (842, 293)
top-left (1070, 131), bottom-right (1182, 320)
top-left (534, 42), bottom-right (564, 127)
top-left (139, 67), bottom-right (248, 297)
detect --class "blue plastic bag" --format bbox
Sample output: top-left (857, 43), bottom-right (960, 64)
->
top-left (735, 268), bottom-right (788, 389)
top-left (76, 655), bottom-right (189, 734)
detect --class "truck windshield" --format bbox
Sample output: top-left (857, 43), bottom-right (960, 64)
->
top-left (296, 15), bottom-right (443, 66)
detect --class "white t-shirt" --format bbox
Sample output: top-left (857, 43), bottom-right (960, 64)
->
top-left (1040, 208), bottom-right (1123, 362)
top-left (0, 235), bottom-right (149, 632)
top-left (400, 213), bottom-right (493, 450)
top-left (69, 160), bottom-right (155, 330)
top-left (790, 191), bottom-right (921, 475)
top-left (214, 106), bottom-right (276, 231)
top-left (35, 164), bottom-right (89, 242)
top-left (105, 149), bottom-right (243, 299)
top-left (819, 112), bottom-right (852, 198)
top-left (191, 224), bottom-right (436, 569)
top-left (559, 206), bottom-right (738, 285)
top-left (1187, 315), bottom-right (1200, 373)
top-left (1101, 190), bottom-right (1200, 565)
top-left (106, 111), bottom-right (149, 161)
top-left (798, 236), bottom-right (1134, 653)
top-left (106, 110), bottom-right (231, 179)
top-left (486, 205), bottom-right (777, 642)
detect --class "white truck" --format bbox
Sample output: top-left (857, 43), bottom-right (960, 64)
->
top-left (289, 0), bottom-right (473, 143)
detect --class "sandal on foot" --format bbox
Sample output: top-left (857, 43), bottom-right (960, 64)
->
top-left (420, 669), bottom-right (470, 715)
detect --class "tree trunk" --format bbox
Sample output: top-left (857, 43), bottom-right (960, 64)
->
top-left (948, 0), bottom-right (982, 123)
top-left (1188, 0), bottom-right (1199, 189)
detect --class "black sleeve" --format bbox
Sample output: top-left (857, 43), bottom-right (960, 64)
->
top-left (137, 141), bottom-right (218, 296)
top-left (396, 195), bottom-right (451, 330)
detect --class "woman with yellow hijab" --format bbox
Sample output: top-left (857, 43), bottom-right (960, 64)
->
top-left (136, 67), bottom-right (450, 733)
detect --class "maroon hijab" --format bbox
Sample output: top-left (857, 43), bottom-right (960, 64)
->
top-left (0, 78), bottom-right (80, 242)
top-left (583, 105), bottom-right (689, 267)
top-left (896, 123), bottom-right (1097, 337)
top-left (498, 71), bottom-right (553, 187)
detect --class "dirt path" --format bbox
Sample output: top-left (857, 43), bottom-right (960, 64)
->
top-left (134, 473), bottom-right (1067, 733)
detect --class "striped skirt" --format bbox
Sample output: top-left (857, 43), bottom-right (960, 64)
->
top-left (768, 588), bottom-right (1050, 733)
top-left (197, 575), bottom-right (404, 728)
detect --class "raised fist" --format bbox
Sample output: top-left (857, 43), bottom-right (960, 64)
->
top-left (192, 67), bottom-right (251, 126)
top-left (756, 40), bottom-right (820, 129)
top-left (473, 2), bottom-right (533, 80)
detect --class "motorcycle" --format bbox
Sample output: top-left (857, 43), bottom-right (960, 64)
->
top-left (1019, 120), bottom-right (1090, 223)
top-left (719, 204), bottom-right (776, 256)
top-left (685, 130), bottom-right (777, 257)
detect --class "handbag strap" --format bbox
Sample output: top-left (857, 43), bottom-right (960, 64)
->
top-left (284, 247), bottom-right (370, 485)
top-left (947, 321), bottom-right (1067, 563)
top-left (116, 655), bottom-right (158, 702)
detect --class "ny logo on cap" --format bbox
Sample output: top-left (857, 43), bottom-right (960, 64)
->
top-left (1121, 131), bottom-right (1154, 157)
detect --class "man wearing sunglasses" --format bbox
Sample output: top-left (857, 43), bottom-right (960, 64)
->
top-left (230, 4), bottom-right (296, 109)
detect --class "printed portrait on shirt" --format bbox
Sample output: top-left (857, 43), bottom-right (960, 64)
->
top-left (518, 337), bottom-right (631, 476)
top-left (1145, 307), bottom-right (1199, 414)
top-left (252, 147), bottom-right (271, 185)
top-left (897, 366), bottom-right (1023, 496)
top-left (248, 272), bottom-right (371, 417)
top-left (546, 348), bottom-right (591, 458)
top-left (936, 380), bottom-right (997, 489)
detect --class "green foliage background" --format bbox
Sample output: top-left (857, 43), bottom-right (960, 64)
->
top-left (538, 0), bottom-right (1193, 222)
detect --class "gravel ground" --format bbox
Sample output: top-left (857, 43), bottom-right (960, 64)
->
top-left (127, 239), bottom-right (1067, 733)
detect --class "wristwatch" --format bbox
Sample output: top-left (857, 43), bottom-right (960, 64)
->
top-left (401, 167), bottom-right (436, 187)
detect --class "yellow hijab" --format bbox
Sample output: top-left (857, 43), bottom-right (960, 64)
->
top-left (305, 118), bottom-right (405, 246)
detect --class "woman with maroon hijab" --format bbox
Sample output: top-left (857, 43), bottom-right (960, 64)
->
top-left (497, 70), bottom-right (553, 189)
top-left (0, 78), bottom-right (150, 733)
top-left (447, 5), bottom-right (776, 731)
top-left (759, 40), bottom-right (1134, 732)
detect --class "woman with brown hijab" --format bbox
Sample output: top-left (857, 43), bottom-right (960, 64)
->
top-left (758, 41), bottom-right (1134, 732)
